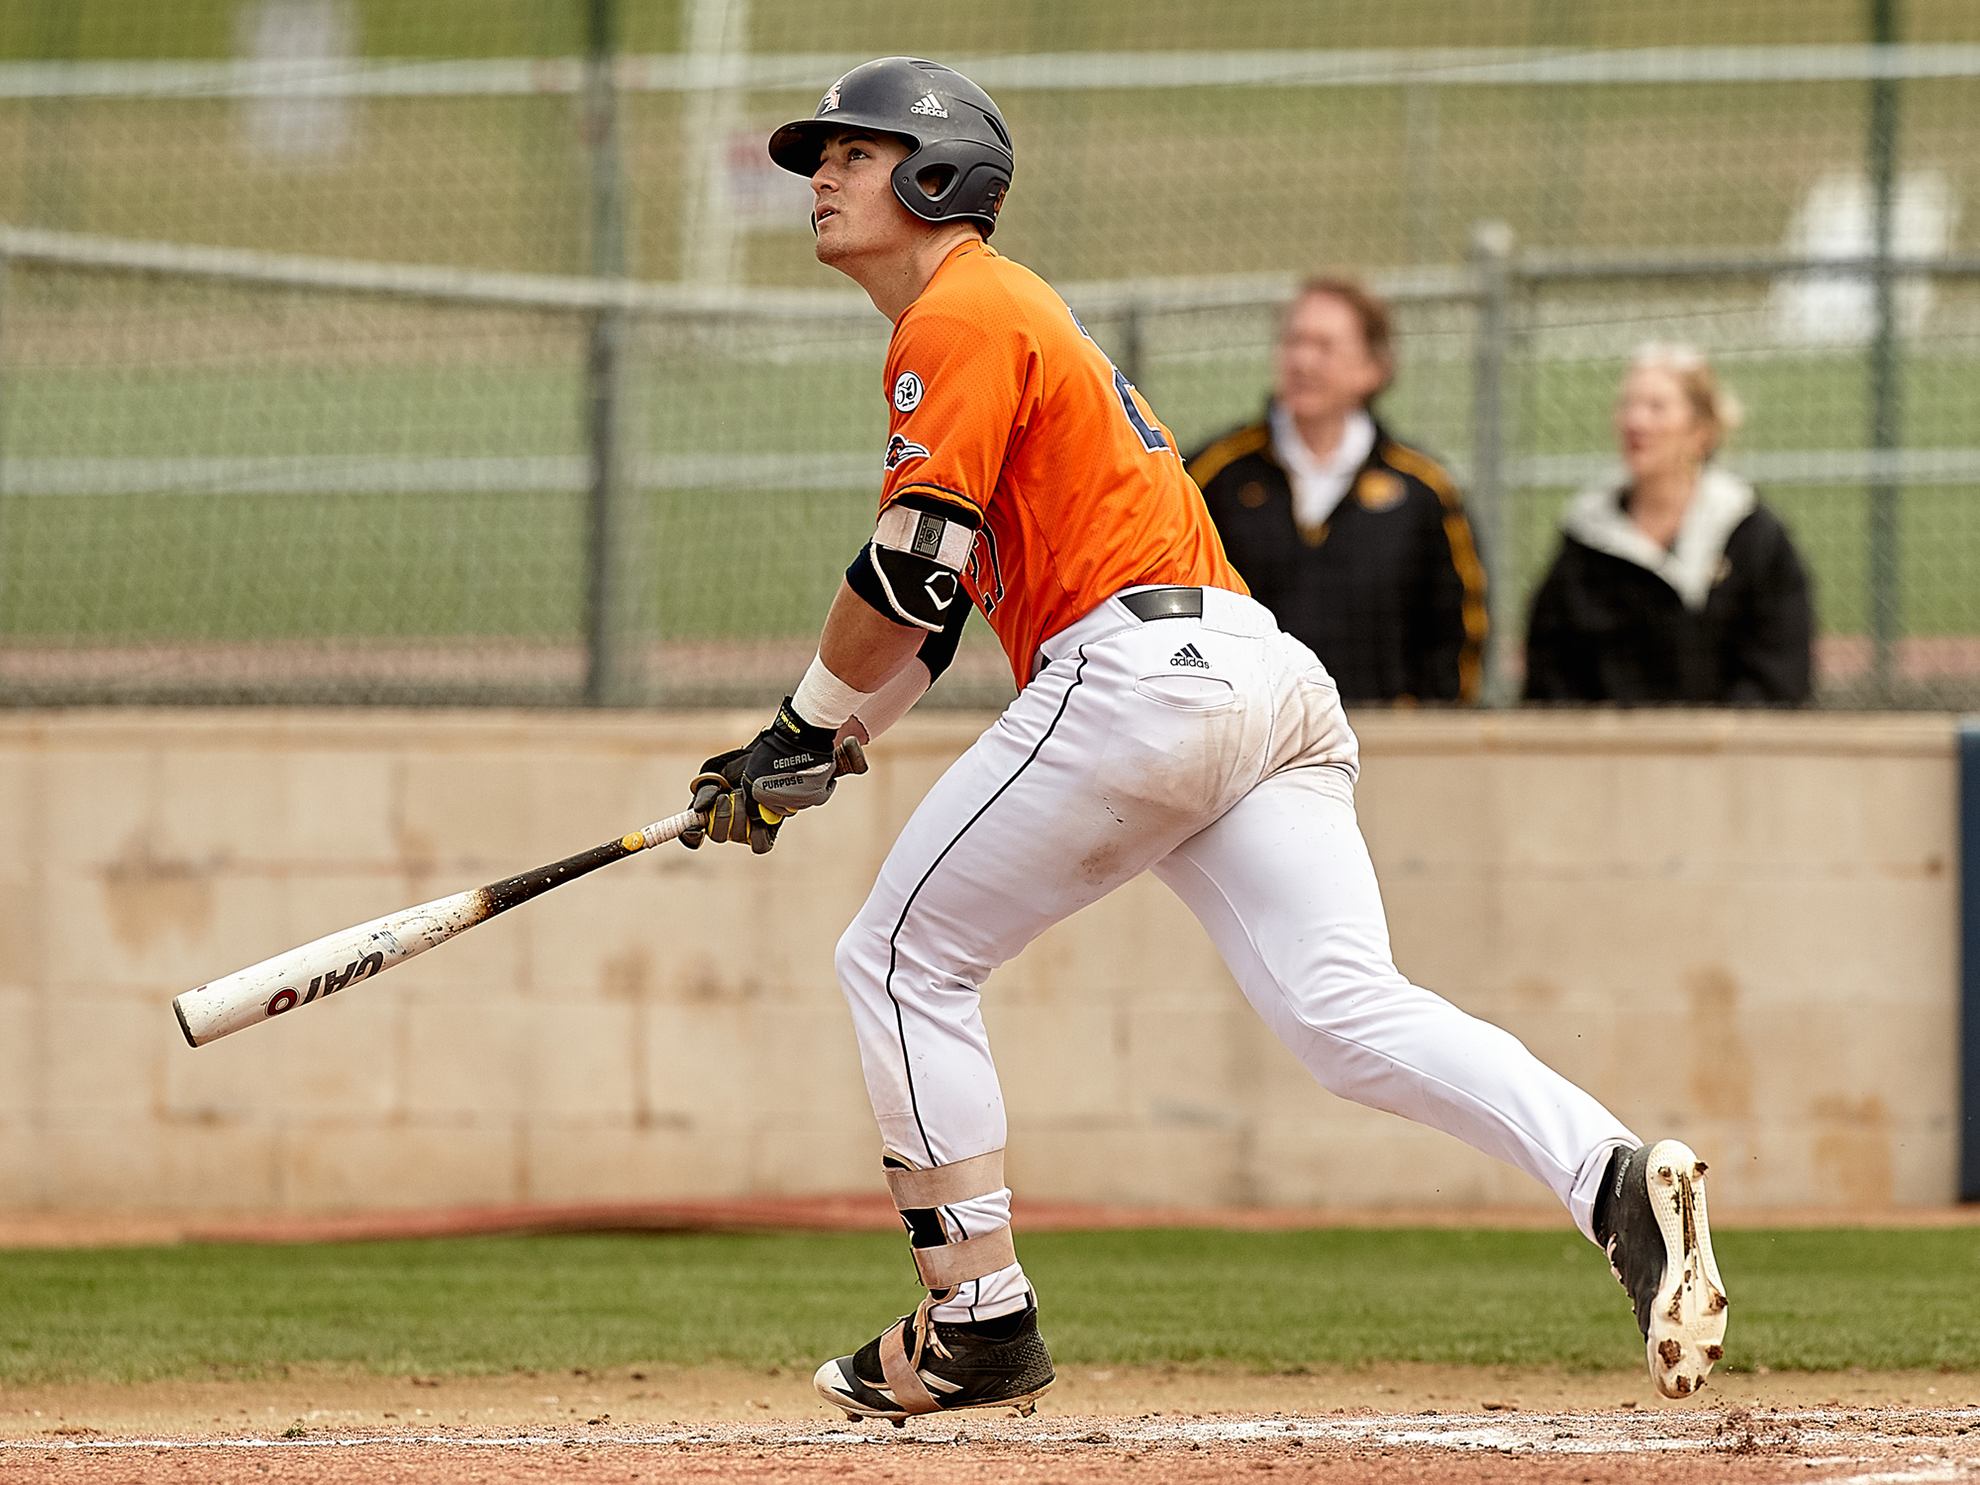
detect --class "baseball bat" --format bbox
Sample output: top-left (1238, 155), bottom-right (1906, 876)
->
top-left (171, 740), bottom-right (865, 1048)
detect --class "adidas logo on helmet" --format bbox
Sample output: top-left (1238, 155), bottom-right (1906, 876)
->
top-left (909, 91), bottom-right (949, 118)
top-left (1170, 644), bottom-right (1211, 670)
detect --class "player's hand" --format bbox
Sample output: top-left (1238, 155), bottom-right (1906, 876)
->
top-left (681, 719), bottom-right (867, 855)
top-left (682, 755), bottom-right (769, 852)
top-left (742, 699), bottom-right (844, 814)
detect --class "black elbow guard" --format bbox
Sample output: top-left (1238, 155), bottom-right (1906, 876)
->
top-left (917, 597), bottom-right (971, 683)
top-left (846, 496), bottom-right (979, 632)
top-left (847, 544), bottom-right (942, 630)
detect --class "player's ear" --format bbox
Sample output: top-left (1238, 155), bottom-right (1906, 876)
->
top-left (916, 164), bottom-right (957, 200)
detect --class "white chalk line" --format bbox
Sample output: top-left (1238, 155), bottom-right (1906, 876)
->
top-left (5, 1407), bottom-right (1978, 1458)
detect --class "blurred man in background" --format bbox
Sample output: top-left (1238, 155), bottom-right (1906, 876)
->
top-left (1189, 278), bottom-right (1488, 706)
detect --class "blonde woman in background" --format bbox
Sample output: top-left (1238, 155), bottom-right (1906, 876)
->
top-left (1523, 345), bottom-right (1812, 705)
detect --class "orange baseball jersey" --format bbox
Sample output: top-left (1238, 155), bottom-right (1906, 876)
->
top-left (879, 241), bottom-right (1245, 686)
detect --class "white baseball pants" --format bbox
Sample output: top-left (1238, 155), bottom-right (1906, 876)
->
top-left (834, 587), bottom-right (1635, 1322)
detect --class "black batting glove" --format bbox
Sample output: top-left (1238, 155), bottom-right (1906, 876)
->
top-left (682, 745), bottom-right (777, 854)
top-left (741, 699), bottom-right (842, 817)
top-left (681, 706), bottom-right (864, 856)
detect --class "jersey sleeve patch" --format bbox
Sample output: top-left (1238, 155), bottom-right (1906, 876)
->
top-left (884, 433), bottom-right (930, 471)
top-left (881, 303), bottom-right (1031, 519)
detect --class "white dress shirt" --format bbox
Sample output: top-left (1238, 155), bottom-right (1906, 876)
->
top-left (1270, 402), bottom-right (1377, 533)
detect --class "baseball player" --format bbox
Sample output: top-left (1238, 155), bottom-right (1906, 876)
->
top-left (686, 57), bottom-right (1728, 1424)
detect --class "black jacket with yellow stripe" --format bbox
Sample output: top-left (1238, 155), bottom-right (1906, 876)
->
top-left (1187, 409), bottom-right (1487, 705)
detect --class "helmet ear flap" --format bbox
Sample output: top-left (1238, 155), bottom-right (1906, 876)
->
top-left (954, 159), bottom-right (1011, 223)
top-left (891, 138), bottom-right (1012, 235)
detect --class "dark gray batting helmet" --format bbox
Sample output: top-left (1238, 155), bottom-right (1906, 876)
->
top-left (768, 57), bottom-right (1014, 236)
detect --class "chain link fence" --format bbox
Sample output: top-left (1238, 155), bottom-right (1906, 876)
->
top-left (1, 1), bottom-right (1977, 707)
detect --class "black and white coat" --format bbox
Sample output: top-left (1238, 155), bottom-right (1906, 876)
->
top-left (1522, 467), bottom-right (1813, 706)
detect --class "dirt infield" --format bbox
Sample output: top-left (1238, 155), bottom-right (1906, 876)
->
top-left (4, 1368), bottom-right (1978, 1484)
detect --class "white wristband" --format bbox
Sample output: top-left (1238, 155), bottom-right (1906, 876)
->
top-left (791, 652), bottom-right (876, 730)
top-left (850, 659), bottom-right (934, 742)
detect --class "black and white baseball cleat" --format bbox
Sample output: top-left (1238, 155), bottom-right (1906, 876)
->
top-left (1595, 1138), bottom-right (1729, 1399)
top-left (813, 1300), bottom-right (1055, 1426)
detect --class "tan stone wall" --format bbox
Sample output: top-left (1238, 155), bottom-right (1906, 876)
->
top-left (0, 709), bottom-right (1957, 1214)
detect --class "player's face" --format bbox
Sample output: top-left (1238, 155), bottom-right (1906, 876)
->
top-left (1615, 366), bottom-right (1714, 483)
top-left (1273, 292), bottom-right (1388, 427)
top-left (810, 131), bottom-right (921, 267)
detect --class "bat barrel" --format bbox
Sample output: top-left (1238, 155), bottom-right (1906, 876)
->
top-left (173, 804), bottom-right (712, 1048)
top-left (171, 889), bottom-right (485, 1047)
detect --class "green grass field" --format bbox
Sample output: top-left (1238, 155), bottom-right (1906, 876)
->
top-left (4, 5), bottom-right (1977, 282)
top-left (1, 3), bottom-right (1976, 676)
top-left (4, 341), bottom-right (1976, 650)
top-left (2, 1228), bottom-right (1976, 1385)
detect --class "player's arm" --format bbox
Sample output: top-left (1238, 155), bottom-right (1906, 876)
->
top-left (686, 305), bottom-right (1016, 850)
top-left (686, 494), bottom-right (981, 852)
top-left (839, 303), bottom-right (1021, 743)
top-left (838, 576), bottom-right (972, 743)
top-left (817, 577), bottom-right (927, 691)
top-left (786, 490), bottom-right (980, 741)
